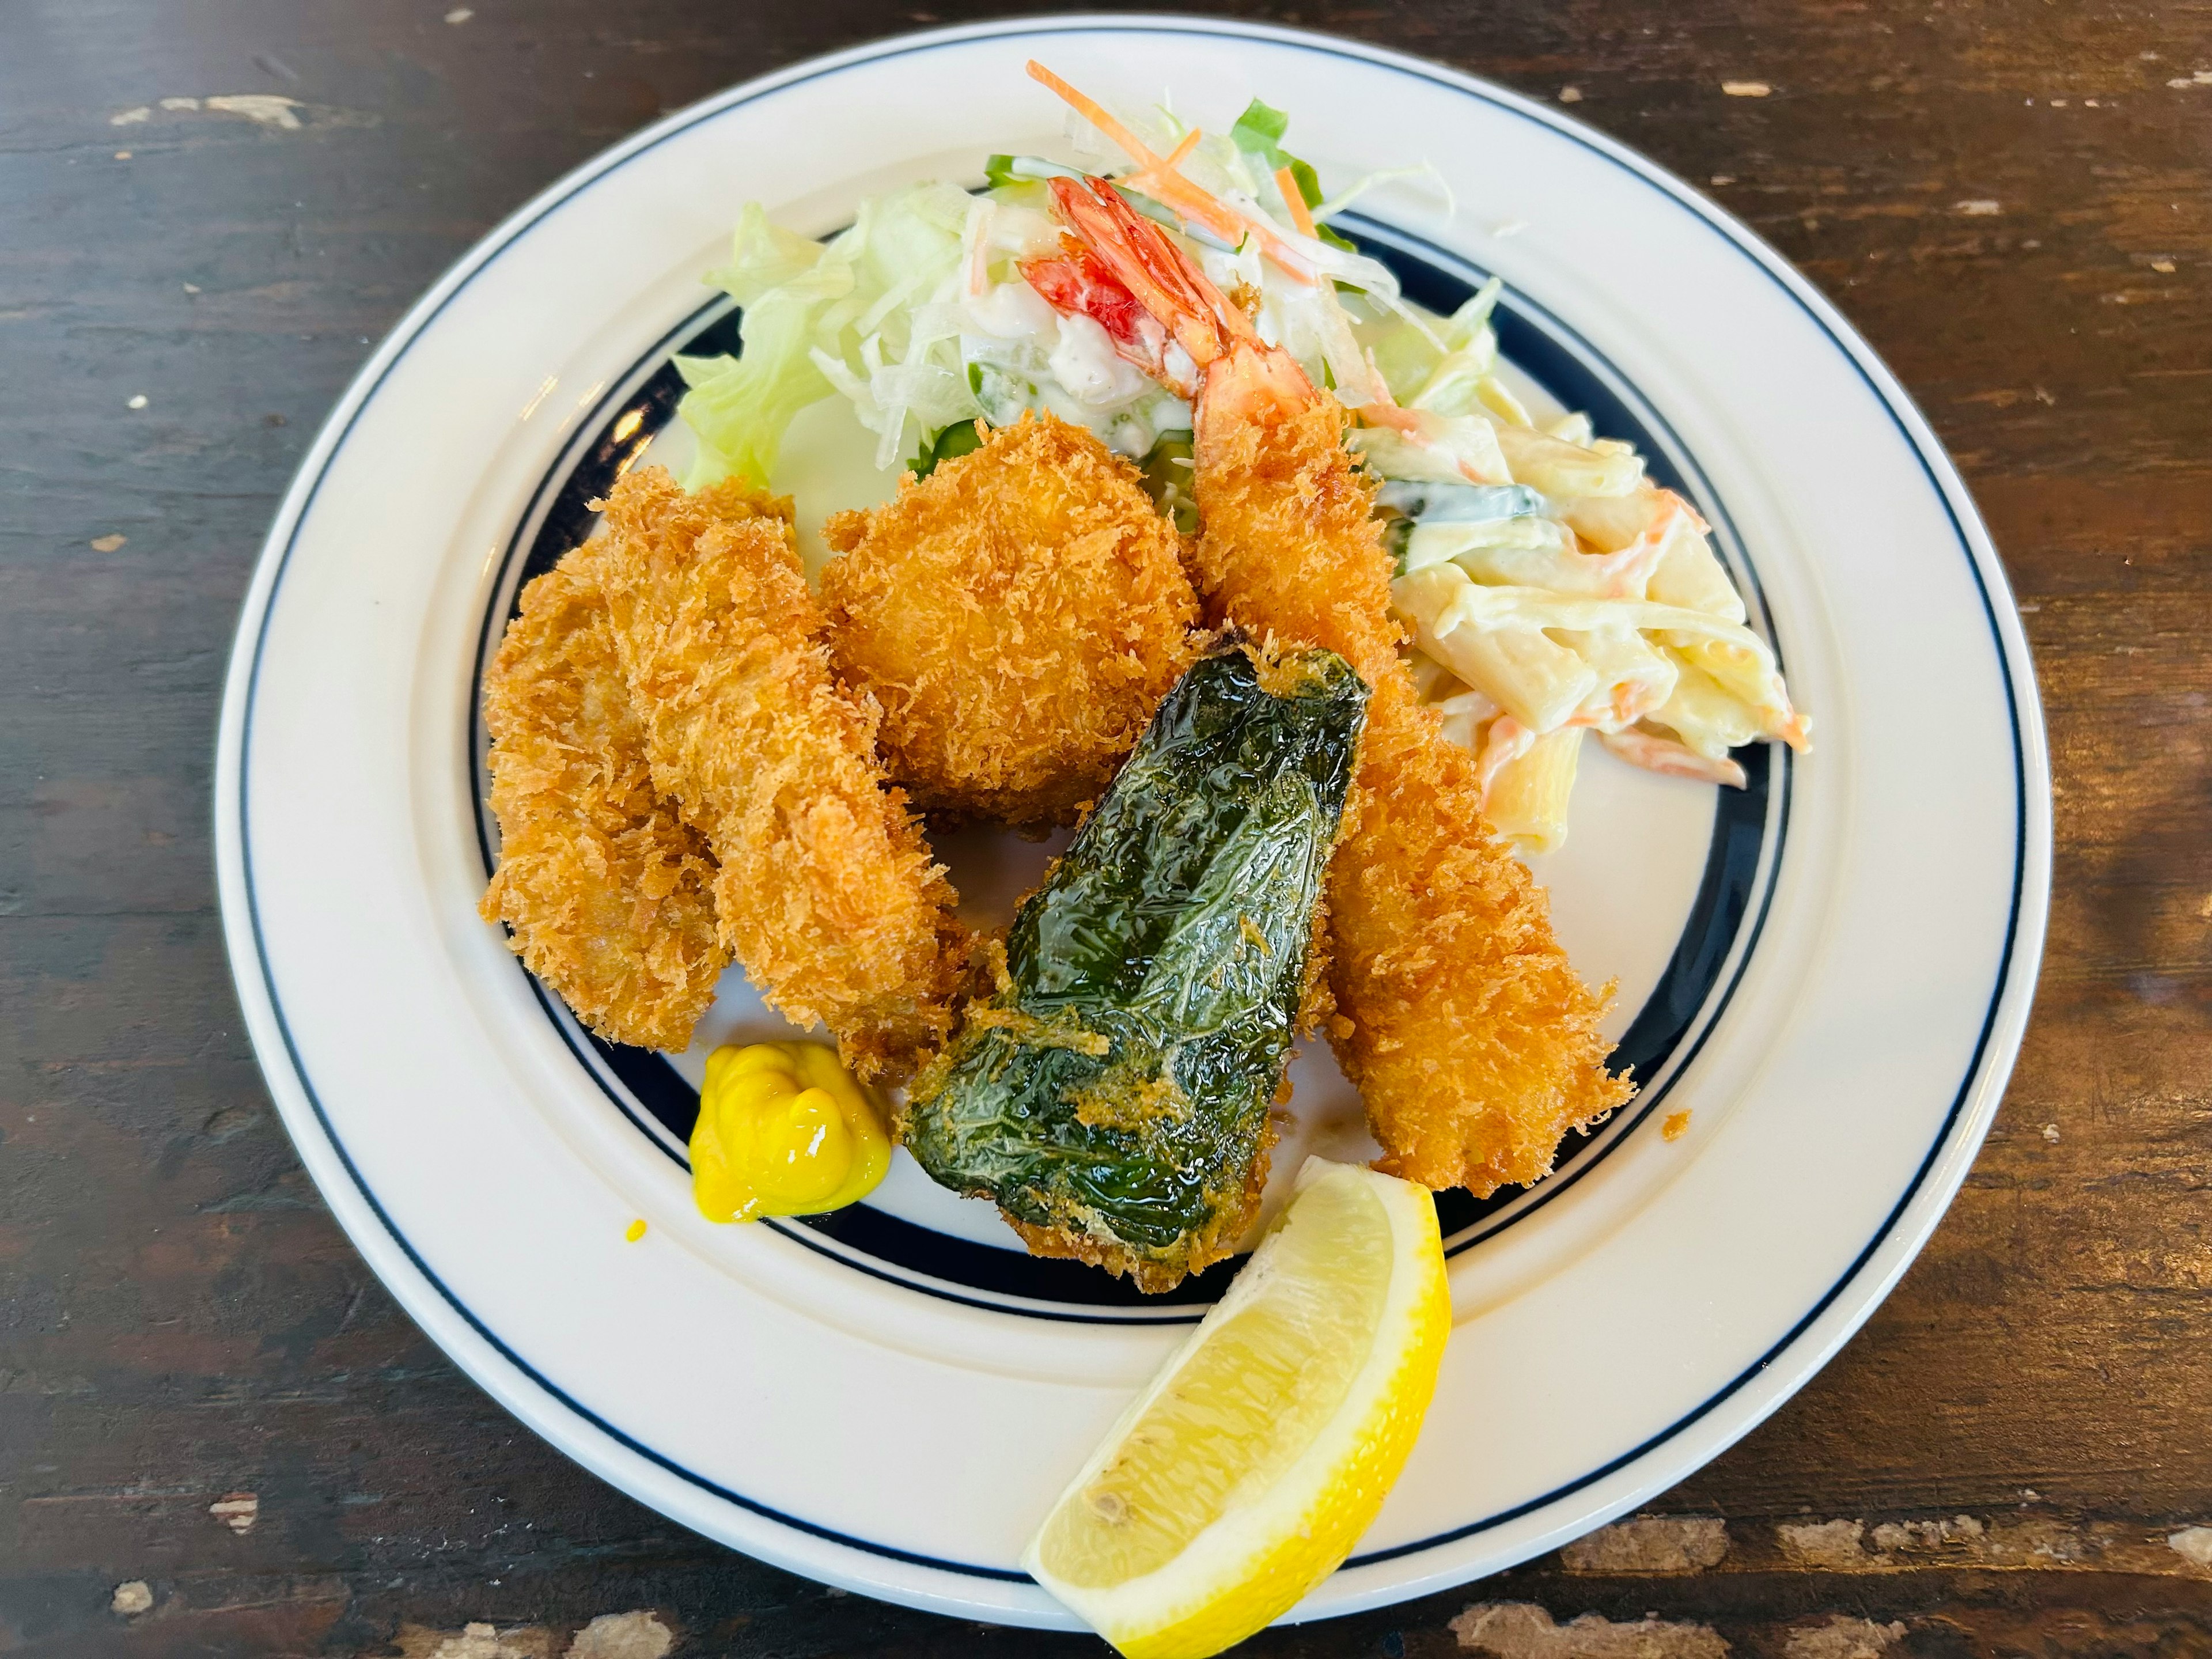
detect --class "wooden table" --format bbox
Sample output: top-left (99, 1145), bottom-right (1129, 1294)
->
top-left (6, 2), bottom-right (2208, 1653)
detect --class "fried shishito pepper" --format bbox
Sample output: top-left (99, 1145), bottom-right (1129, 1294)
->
top-left (903, 639), bottom-right (1367, 1291)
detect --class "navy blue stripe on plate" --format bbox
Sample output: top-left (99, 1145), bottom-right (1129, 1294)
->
top-left (465, 223), bottom-right (1789, 1314)
top-left (236, 16), bottom-right (2032, 1588)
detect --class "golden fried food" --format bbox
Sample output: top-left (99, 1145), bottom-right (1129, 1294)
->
top-left (1332, 684), bottom-right (1634, 1190)
top-left (819, 414), bottom-right (1201, 825)
top-left (588, 466), bottom-right (966, 1080)
top-left (1192, 381), bottom-right (1634, 1194)
top-left (1194, 378), bottom-right (1645, 1194)
top-left (478, 552), bottom-right (728, 1052)
top-left (1025, 173), bottom-right (1633, 1193)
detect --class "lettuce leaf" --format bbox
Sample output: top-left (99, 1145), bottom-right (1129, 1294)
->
top-left (677, 185), bottom-right (982, 486)
top-left (984, 153), bottom-right (1083, 190)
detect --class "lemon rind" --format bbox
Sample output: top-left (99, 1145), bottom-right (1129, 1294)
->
top-left (1023, 1160), bottom-right (1450, 1657)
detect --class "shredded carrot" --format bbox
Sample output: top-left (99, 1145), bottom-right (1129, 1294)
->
top-left (966, 198), bottom-right (994, 297)
top-left (1475, 716), bottom-right (1536, 804)
top-left (1358, 403), bottom-right (1422, 438)
top-left (1586, 499), bottom-right (1680, 597)
top-left (1275, 165), bottom-right (1319, 238)
top-left (1597, 728), bottom-right (1749, 787)
top-left (1027, 60), bottom-right (1162, 168)
top-left (1025, 60), bottom-right (1316, 283)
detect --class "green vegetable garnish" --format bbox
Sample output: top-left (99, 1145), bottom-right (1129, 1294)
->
top-left (1228, 98), bottom-right (1357, 253)
top-left (1138, 430), bottom-right (1198, 533)
top-left (904, 641), bottom-right (1368, 1291)
top-left (911, 418), bottom-right (985, 477)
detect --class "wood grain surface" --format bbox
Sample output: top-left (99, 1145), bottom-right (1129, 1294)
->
top-left (4, 1), bottom-right (2209, 1654)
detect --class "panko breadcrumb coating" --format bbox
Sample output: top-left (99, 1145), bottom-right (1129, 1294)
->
top-left (1191, 387), bottom-right (1635, 1194)
top-left (819, 414), bottom-right (1200, 826)
top-left (587, 467), bottom-right (966, 1080)
top-left (478, 553), bottom-right (729, 1052)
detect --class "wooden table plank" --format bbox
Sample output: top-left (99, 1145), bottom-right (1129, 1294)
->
top-left (5, 1), bottom-right (2209, 1653)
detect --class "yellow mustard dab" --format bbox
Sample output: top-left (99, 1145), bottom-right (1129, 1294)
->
top-left (690, 1041), bottom-right (890, 1222)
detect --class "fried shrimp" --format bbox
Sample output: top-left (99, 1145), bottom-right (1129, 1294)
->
top-left (819, 413), bottom-right (1200, 826)
top-left (588, 466), bottom-right (967, 1080)
top-left (1026, 166), bottom-right (1633, 1193)
top-left (478, 552), bottom-right (729, 1052)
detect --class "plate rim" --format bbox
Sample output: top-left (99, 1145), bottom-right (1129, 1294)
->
top-left (214, 10), bottom-right (2052, 1626)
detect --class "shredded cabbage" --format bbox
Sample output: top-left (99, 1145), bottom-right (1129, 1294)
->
top-left (679, 184), bottom-right (980, 484)
top-left (679, 92), bottom-right (1411, 476)
top-left (680, 177), bottom-right (1195, 480)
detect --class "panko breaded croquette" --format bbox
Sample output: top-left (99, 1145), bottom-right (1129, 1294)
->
top-left (586, 466), bottom-right (967, 1080)
top-left (479, 552), bottom-right (730, 1052)
top-left (819, 414), bottom-right (1200, 826)
top-left (1028, 175), bottom-right (1633, 1194)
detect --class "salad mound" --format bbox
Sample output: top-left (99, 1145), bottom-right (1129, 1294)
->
top-left (676, 75), bottom-right (1807, 851)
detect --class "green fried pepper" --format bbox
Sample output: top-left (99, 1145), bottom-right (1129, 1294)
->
top-left (903, 639), bottom-right (1368, 1291)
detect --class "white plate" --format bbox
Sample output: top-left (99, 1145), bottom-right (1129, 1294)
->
top-left (215, 16), bottom-right (2049, 1630)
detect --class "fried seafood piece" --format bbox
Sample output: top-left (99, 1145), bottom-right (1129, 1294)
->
top-left (587, 467), bottom-right (967, 1080)
top-left (1188, 388), bottom-right (1634, 1193)
top-left (1026, 173), bottom-right (1633, 1193)
top-left (1328, 679), bottom-right (1633, 1191)
top-left (478, 553), bottom-right (729, 1052)
top-left (819, 414), bottom-right (1200, 826)
top-left (904, 640), bottom-right (1366, 1291)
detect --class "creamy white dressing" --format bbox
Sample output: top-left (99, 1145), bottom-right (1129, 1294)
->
top-left (1048, 312), bottom-right (1154, 406)
top-left (964, 278), bottom-right (1059, 341)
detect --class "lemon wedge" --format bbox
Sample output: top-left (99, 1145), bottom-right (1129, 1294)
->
top-left (1024, 1158), bottom-right (1450, 1658)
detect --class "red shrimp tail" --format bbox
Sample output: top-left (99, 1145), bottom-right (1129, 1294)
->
top-left (1043, 177), bottom-right (1255, 370)
top-left (1018, 245), bottom-right (1171, 382)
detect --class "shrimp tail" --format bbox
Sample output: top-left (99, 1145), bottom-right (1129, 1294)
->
top-left (1041, 176), bottom-right (1249, 368)
top-left (1029, 175), bottom-right (1317, 438)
